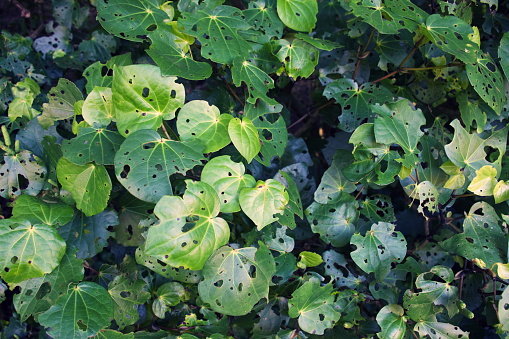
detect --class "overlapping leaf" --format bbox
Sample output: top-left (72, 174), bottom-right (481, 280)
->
top-left (82, 87), bottom-right (114, 128)
top-left (11, 194), bottom-right (73, 226)
top-left (232, 57), bottom-right (277, 105)
top-left (314, 150), bottom-right (356, 204)
top-left (276, 38), bottom-right (318, 79)
top-left (243, 1), bottom-right (284, 43)
top-left (38, 79), bottom-right (83, 129)
top-left (376, 304), bottom-right (407, 339)
top-left (228, 117), bottom-right (261, 163)
top-left (0, 150), bottom-right (47, 199)
top-left (108, 275), bottom-right (151, 329)
top-left (62, 128), bottom-right (124, 165)
top-left (276, 0), bottom-right (318, 32)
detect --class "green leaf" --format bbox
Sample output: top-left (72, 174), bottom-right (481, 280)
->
top-left (11, 194), bottom-right (74, 226)
top-left (96, 0), bottom-right (171, 42)
top-left (323, 79), bottom-right (393, 132)
top-left (467, 165), bottom-right (497, 196)
top-left (82, 87), bottom-right (114, 128)
top-left (147, 26), bottom-right (212, 80)
top-left (298, 251), bottom-right (323, 268)
top-left (179, 5), bottom-right (252, 64)
top-left (314, 150), bottom-right (356, 204)
top-left (420, 14), bottom-right (478, 64)
top-left (276, 38), bottom-right (318, 79)
top-left (38, 79), bottom-right (83, 129)
top-left (494, 180), bottom-right (509, 204)
top-left (351, 222), bottom-right (407, 281)
top-left (243, 1), bottom-right (284, 44)
top-left (404, 266), bottom-right (460, 320)
top-left (39, 282), bottom-right (114, 339)
top-left (458, 93), bottom-right (487, 133)
top-left (443, 202), bottom-right (507, 268)
top-left (360, 194), bottom-right (396, 225)
top-left (294, 33), bottom-right (342, 51)
top-left (499, 286), bottom-right (509, 332)
top-left (152, 282), bottom-right (186, 318)
top-left (232, 57), bottom-right (277, 105)
top-left (239, 179), bottom-right (289, 230)
top-left (84, 54), bottom-right (132, 94)
top-left (350, 0), bottom-right (409, 34)
top-left (59, 210), bottom-right (118, 259)
top-left (8, 78), bottom-right (40, 121)
top-left (276, 0), bottom-right (317, 32)
top-left (13, 246), bottom-right (84, 322)
top-left (466, 53), bottom-right (506, 115)
top-left (176, 100), bottom-right (232, 153)
top-left (108, 275), bottom-right (151, 329)
top-left (306, 198), bottom-right (359, 247)
top-left (441, 161), bottom-right (466, 190)
top-left (277, 171), bottom-right (303, 228)
top-left (499, 33), bottom-right (509, 80)
top-left (288, 278), bottom-right (340, 335)
top-left (201, 155), bottom-right (256, 213)
top-left (144, 181), bottom-right (230, 270)
top-left (113, 64), bottom-right (185, 136)
top-left (92, 330), bottom-right (134, 339)
top-left (262, 224), bottom-right (294, 252)
top-left (323, 250), bottom-right (363, 289)
top-left (57, 157), bottom-right (112, 216)
top-left (413, 321), bottom-right (468, 339)
top-left (0, 150), bottom-right (47, 199)
top-left (115, 195), bottom-right (154, 246)
top-left (376, 304), bottom-right (407, 339)
top-left (114, 129), bottom-right (205, 203)
top-left (62, 128), bottom-right (124, 165)
top-left (0, 221), bottom-right (66, 284)
top-left (198, 243), bottom-right (276, 316)
top-left (228, 117), bottom-right (261, 163)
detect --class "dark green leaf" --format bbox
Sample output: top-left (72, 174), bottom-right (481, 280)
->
top-left (62, 128), bottom-right (124, 165)
top-left (108, 275), bottom-right (151, 329)
top-left (38, 79), bottom-right (83, 129)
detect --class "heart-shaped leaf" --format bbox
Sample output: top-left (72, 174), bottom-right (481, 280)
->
top-left (276, 38), bottom-right (318, 79)
top-left (228, 117), bottom-right (261, 163)
top-left (108, 275), bottom-right (151, 330)
top-left (38, 79), bottom-right (83, 129)
top-left (276, 0), bottom-right (318, 32)
top-left (376, 304), bottom-right (407, 339)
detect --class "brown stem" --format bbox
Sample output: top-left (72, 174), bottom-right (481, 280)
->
top-left (10, 0), bottom-right (30, 18)
top-left (352, 28), bottom-right (375, 81)
top-left (287, 99), bottom-right (335, 130)
top-left (220, 75), bottom-right (244, 107)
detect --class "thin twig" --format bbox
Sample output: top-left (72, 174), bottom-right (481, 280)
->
top-left (10, 0), bottom-right (30, 18)
top-left (220, 75), bottom-right (244, 107)
top-left (352, 28), bottom-right (375, 81)
top-left (290, 100), bottom-right (336, 136)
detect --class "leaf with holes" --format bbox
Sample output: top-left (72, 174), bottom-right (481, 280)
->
top-left (376, 304), bottom-right (407, 339)
top-left (58, 210), bottom-right (118, 259)
top-left (403, 266), bottom-right (460, 320)
top-left (288, 277), bottom-right (340, 335)
top-left (351, 222), bottom-right (407, 281)
top-left (11, 194), bottom-right (73, 227)
top-left (108, 275), bottom-right (151, 330)
top-left (38, 282), bottom-right (114, 339)
top-left (179, 5), bottom-right (252, 64)
top-left (232, 57), bottom-right (277, 105)
top-left (276, 38), bottom-right (318, 79)
top-left (57, 157), bottom-right (111, 216)
top-left (176, 100), bottom-right (232, 153)
top-left (360, 195), bottom-right (396, 224)
top-left (228, 117), bottom-right (261, 163)
top-left (314, 150), bottom-right (356, 204)
top-left (499, 32), bottom-right (509, 80)
top-left (143, 181), bottom-right (229, 270)
top-left (83, 53), bottom-right (132, 94)
top-left (38, 79), bottom-right (84, 129)
top-left (243, 1), bottom-right (284, 43)
top-left (13, 246), bottom-right (83, 322)
top-left (306, 197), bottom-right (359, 247)
top-left (114, 129), bottom-right (205, 203)
top-left (350, 0), bottom-right (411, 34)
top-left (323, 79), bottom-right (393, 132)
top-left (499, 287), bottom-right (509, 332)
top-left (239, 179), bottom-right (289, 230)
top-left (82, 87), bottom-right (114, 128)
top-left (62, 128), bottom-right (124, 165)
top-left (198, 243), bottom-right (276, 316)
top-left (323, 250), bottom-right (364, 289)
top-left (152, 282), bottom-right (186, 318)
top-left (0, 150), bottom-right (47, 199)
top-left (115, 195), bottom-right (154, 247)
top-left (113, 64), bottom-right (185, 136)
top-left (466, 53), bottom-right (506, 115)
top-left (413, 321), bottom-right (468, 339)
top-left (443, 202), bottom-right (507, 268)
top-left (147, 26), bottom-right (212, 80)
top-left (0, 220), bottom-right (66, 284)
top-left (494, 180), bottom-right (509, 204)
top-left (277, 171), bottom-right (303, 228)
top-left (276, 0), bottom-right (317, 32)
top-left (96, 0), bottom-right (171, 42)
top-left (261, 224), bottom-right (294, 252)
top-left (201, 155), bottom-right (256, 213)
top-left (406, 181), bottom-right (439, 215)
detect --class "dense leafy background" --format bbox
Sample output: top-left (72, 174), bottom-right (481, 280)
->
top-left (1, 0), bottom-right (509, 338)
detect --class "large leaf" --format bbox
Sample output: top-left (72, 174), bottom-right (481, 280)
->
top-left (0, 221), bottom-right (66, 284)
top-left (57, 157), bottom-right (112, 216)
top-left (82, 87), bottom-right (114, 128)
top-left (114, 129), bottom-right (205, 203)
top-left (113, 64), bottom-right (185, 136)
top-left (376, 304), bottom-right (407, 339)
top-left (176, 100), bottom-right (232, 153)
top-left (276, 38), bottom-right (318, 79)
top-left (314, 150), bottom-right (356, 204)
top-left (38, 79), bottom-right (83, 129)
top-left (96, 0), bottom-right (170, 42)
top-left (198, 243), bottom-right (276, 316)
top-left (0, 150), bottom-right (47, 199)
top-left (443, 202), bottom-right (506, 268)
top-left (288, 277), bottom-right (340, 335)
top-left (201, 155), bottom-right (256, 213)
top-left (350, 222), bottom-right (407, 281)
top-left (143, 181), bottom-right (230, 270)
top-left (62, 128), bottom-right (124, 165)
top-left (228, 117), bottom-right (261, 163)
top-left (108, 275), bottom-right (151, 330)
top-left (13, 246), bottom-right (84, 322)
top-left (147, 26), bottom-right (212, 80)
top-left (232, 57), bottom-right (277, 105)
top-left (11, 194), bottom-right (74, 227)
top-left (323, 79), bottom-right (393, 132)
top-left (239, 179), bottom-right (289, 230)
top-left (413, 321), bottom-right (468, 339)
top-left (243, 1), bottom-right (284, 43)
top-left (58, 210), bottom-right (118, 259)
top-left (39, 282), bottom-right (114, 339)
top-left (276, 0), bottom-right (317, 32)
top-left (179, 5), bottom-right (252, 64)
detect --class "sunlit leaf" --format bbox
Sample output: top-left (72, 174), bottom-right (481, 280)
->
top-left (228, 117), bottom-right (261, 163)
top-left (11, 194), bottom-right (74, 226)
top-left (38, 79), bottom-right (83, 129)
top-left (62, 128), bottom-right (124, 165)
top-left (276, 0), bottom-right (318, 32)
top-left (376, 304), bottom-right (407, 339)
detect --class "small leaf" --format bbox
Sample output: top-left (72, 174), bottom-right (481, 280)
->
top-left (38, 79), bottom-right (83, 129)
top-left (298, 251), bottom-right (323, 268)
top-left (276, 38), bottom-right (318, 79)
top-left (39, 282), bottom-right (114, 339)
top-left (314, 150), bottom-right (356, 204)
top-left (11, 195), bottom-right (74, 226)
top-left (494, 180), bottom-right (509, 204)
top-left (82, 87), bottom-right (114, 128)
top-left (232, 57), bottom-right (277, 105)
top-left (0, 150), bottom-right (47, 199)
top-left (153, 282), bottom-right (186, 318)
top-left (62, 128), bottom-right (124, 165)
top-left (57, 157), bottom-right (112, 216)
top-left (440, 161), bottom-right (465, 190)
top-left (228, 117), bottom-right (261, 163)
top-left (276, 0), bottom-right (318, 32)
top-left (239, 179), bottom-right (289, 230)
top-left (108, 275), bottom-right (151, 330)
top-left (467, 165), bottom-right (497, 196)
top-left (376, 304), bottom-right (407, 339)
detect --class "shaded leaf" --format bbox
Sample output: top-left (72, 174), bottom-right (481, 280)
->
top-left (38, 79), bottom-right (83, 129)
top-left (376, 304), bottom-right (407, 339)
top-left (232, 57), bottom-right (276, 105)
top-left (276, 38), bottom-right (318, 79)
top-left (0, 150), bottom-right (47, 199)
top-left (62, 128), bottom-right (124, 165)
top-left (108, 275), bottom-right (151, 330)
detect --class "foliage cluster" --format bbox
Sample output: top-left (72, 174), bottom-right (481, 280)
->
top-left (2, 0), bottom-right (509, 338)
